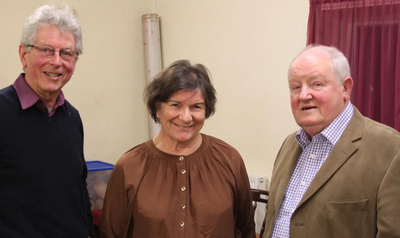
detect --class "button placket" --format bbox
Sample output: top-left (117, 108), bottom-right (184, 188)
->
top-left (177, 156), bottom-right (187, 234)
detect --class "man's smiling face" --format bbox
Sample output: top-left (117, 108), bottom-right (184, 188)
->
top-left (19, 25), bottom-right (76, 100)
top-left (288, 47), bottom-right (349, 137)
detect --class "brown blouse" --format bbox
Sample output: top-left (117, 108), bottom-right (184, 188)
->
top-left (99, 134), bottom-right (255, 238)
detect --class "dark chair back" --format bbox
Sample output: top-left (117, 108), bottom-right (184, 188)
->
top-left (251, 189), bottom-right (269, 238)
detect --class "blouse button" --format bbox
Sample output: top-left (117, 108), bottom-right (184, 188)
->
top-left (181, 169), bottom-right (186, 174)
top-left (180, 221), bottom-right (185, 227)
top-left (179, 156), bottom-right (184, 161)
top-left (181, 204), bottom-right (186, 209)
top-left (181, 186), bottom-right (186, 191)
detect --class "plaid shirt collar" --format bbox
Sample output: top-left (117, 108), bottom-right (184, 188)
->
top-left (296, 103), bottom-right (354, 149)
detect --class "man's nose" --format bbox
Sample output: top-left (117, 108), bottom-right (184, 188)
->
top-left (299, 86), bottom-right (312, 101)
top-left (49, 51), bottom-right (63, 66)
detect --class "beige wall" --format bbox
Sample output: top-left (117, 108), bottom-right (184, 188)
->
top-left (0, 1), bottom-right (308, 181)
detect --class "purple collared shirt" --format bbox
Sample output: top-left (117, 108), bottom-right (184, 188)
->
top-left (272, 103), bottom-right (354, 238)
top-left (13, 73), bottom-right (65, 117)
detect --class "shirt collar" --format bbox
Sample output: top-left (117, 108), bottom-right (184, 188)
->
top-left (13, 73), bottom-right (65, 113)
top-left (296, 103), bottom-right (354, 148)
top-left (13, 73), bottom-right (39, 110)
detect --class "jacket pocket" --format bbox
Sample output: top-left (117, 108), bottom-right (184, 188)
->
top-left (326, 198), bottom-right (368, 213)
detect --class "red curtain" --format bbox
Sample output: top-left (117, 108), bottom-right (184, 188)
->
top-left (307, 0), bottom-right (400, 132)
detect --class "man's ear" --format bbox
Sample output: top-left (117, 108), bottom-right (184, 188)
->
top-left (19, 45), bottom-right (28, 68)
top-left (342, 76), bottom-right (353, 101)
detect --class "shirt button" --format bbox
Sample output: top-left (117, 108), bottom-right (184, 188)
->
top-left (301, 181), bottom-right (306, 186)
top-left (179, 156), bottom-right (184, 161)
top-left (181, 169), bottom-right (186, 174)
top-left (181, 204), bottom-right (186, 209)
top-left (180, 221), bottom-right (185, 227)
top-left (310, 154), bottom-right (316, 159)
top-left (181, 186), bottom-right (186, 191)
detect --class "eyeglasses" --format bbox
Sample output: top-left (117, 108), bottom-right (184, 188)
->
top-left (27, 44), bottom-right (78, 62)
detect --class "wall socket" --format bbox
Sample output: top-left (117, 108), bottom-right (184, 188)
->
top-left (248, 173), bottom-right (268, 235)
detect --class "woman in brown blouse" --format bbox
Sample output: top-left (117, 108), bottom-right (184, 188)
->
top-left (99, 60), bottom-right (255, 238)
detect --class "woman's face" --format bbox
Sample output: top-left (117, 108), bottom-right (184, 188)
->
top-left (157, 89), bottom-right (206, 145)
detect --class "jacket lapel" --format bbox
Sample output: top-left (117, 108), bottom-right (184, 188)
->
top-left (297, 107), bottom-right (364, 208)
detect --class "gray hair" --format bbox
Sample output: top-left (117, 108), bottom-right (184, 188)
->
top-left (21, 5), bottom-right (83, 56)
top-left (290, 44), bottom-right (351, 82)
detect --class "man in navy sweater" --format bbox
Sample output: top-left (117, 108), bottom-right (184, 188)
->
top-left (0, 5), bottom-right (93, 237)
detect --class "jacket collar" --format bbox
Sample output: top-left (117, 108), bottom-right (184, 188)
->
top-left (273, 105), bottom-right (364, 210)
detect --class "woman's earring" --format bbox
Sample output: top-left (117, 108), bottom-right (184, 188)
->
top-left (157, 114), bottom-right (159, 118)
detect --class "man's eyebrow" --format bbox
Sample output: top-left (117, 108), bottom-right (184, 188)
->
top-left (37, 43), bottom-right (74, 49)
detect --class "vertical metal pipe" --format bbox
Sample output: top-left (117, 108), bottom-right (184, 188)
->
top-left (142, 14), bottom-right (162, 138)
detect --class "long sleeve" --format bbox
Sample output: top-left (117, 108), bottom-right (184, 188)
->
top-left (99, 162), bottom-right (131, 238)
top-left (235, 155), bottom-right (256, 238)
top-left (77, 112), bottom-right (94, 237)
top-left (82, 162), bottom-right (94, 237)
top-left (377, 150), bottom-right (400, 237)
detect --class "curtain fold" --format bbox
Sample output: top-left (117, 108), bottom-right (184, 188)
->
top-left (308, 0), bottom-right (400, 132)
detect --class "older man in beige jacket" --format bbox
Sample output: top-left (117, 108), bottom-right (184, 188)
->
top-left (263, 45), bottom-right (400, 238)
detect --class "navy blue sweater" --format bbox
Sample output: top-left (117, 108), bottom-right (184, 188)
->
top-left (0, 85), bottom-right (93, 237)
